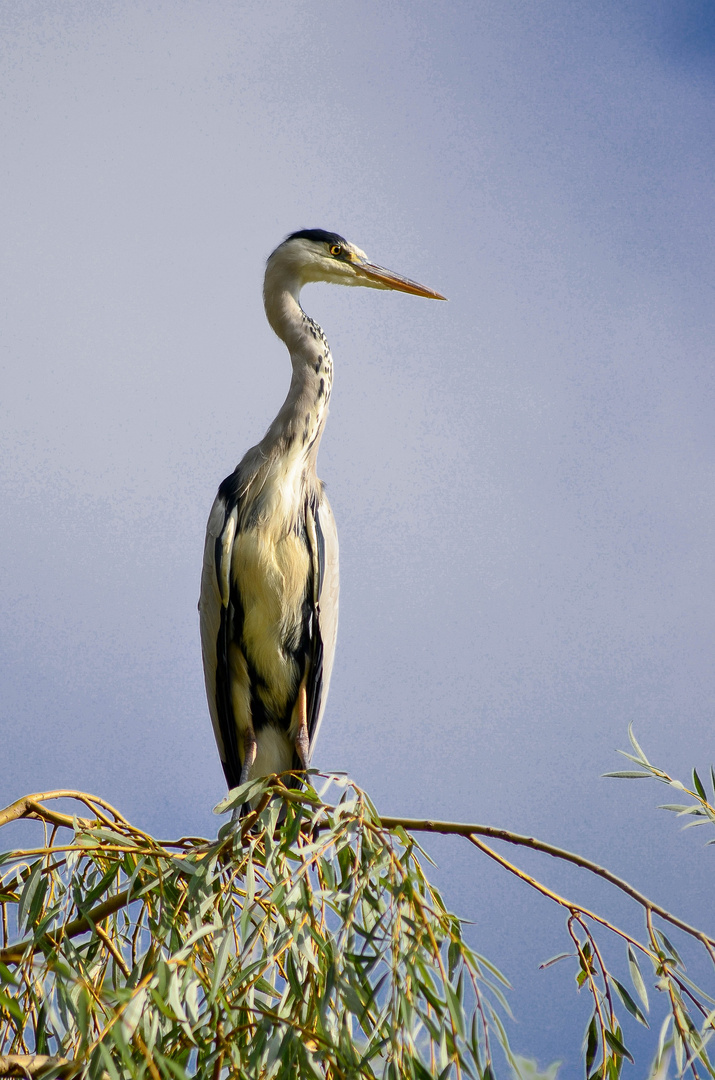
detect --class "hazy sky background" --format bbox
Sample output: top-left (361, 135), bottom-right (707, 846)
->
top-left (1, 0), bottom-right (714, 1070)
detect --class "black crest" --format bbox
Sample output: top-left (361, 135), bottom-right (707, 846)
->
top-left (285, 228), bottom-right (348, 248)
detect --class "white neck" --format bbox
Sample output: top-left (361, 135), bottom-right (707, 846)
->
top-left (260, 262), bottom-right (333, 471)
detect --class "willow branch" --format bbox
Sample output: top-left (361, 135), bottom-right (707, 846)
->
top-left (0, 797), bottom-right (90, 832)
top-left (378, 814), bottom-right (715, 948)
top-left (3, 788), bottom-right (713, 972)
top-left (465, 833), bottom-right (651, 957)
top-left (0, 887), bottom-right (132, 966)
top-left (0, 1055), bottom-right (84, 1078)
top-left (0, 791), bottom-right (128, 830)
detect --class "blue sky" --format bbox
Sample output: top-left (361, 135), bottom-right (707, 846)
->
top-left (1, 1), bottom-right (713, 1070)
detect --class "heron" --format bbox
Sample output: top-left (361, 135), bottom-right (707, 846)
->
top-left (199, 229), bottom-right (445, 794)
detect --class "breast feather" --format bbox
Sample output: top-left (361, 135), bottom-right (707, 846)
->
top-left (232, 519), bottom-right (311, 718)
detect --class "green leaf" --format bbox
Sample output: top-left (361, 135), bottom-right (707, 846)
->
top-left (654, 1013), bottom-right (672, 1067)
top-left (0, 962), bottom-right (18, 985)
top-left (208, 932), bottom-right (232, 1004)
top-left (152, 1050), bottom-right (191, 1079)
top-left (79, 826), bottom-right (137, 847)
top-left (445, 979), bottom-right (466, 1040)
top-left (626, 945), bottom-right (649, 1011)
top-left (604, 1028), bottom-right (634, 1064)
top-left (97, 1042), bottom-right (122, 1080)
top-left (693, 769), bottom-right (707, 801)
top-left (602, 771), bottom-right (651, 779)
top-left (655, 929), bottom-right (683, 964)
top-left (342, 984), bottom-right (367, 1018)
top-left (119, 986), bottom-right (147, 1042)
top-left (213, 777), bottom-right (269, 814)
top-left (0, 987), bottom-right (24, 1023)
top-left (79, 861), bottom-right (121, 908)
top-left (167, 970), bottom-right (189, 1023)
top-left (539, 952), bottom-right (573, 970)
top-left (474, 951), bottom-right (512, 987)
top-left (17, 859), bottom-right (43, 931)
top-left (584, 1012), bottom-right (599, 1075)
top-left (448, 939), bottom-right (460, 980)
top-left (611, 977), bottom-right (648, 1026)
top-left (628, 724), bottom-right (650, 764)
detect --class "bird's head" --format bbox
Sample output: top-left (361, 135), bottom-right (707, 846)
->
top-left (265, 229), bottom-right (446, 301)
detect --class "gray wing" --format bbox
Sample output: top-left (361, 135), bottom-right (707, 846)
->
top-left (199, 477), bottom-right (338, 784)
top-left (305, 490), bottom-right (339, 757)
top-left (198, 488), bottom-right (242, 787)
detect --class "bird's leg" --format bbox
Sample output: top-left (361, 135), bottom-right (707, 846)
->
top-left (292, 676), bottom-right (310, 770)
top-left (229, 728), bottom-right (258, 828)
top-left (240, 726), bottom-right (257, 786)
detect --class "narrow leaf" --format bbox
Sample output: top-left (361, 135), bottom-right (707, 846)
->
top-left (445, 979), bottom-right (465, 1040)
top-left (539, 952), bottom-right (573, 970)
top-left (120, 987), bottom-right (147, 1043)
top-left (611, 977), bottom-right (648, 1027)
top-left (655, 1013), bottom-right (672, 1066)
top-left (603, 771), bottom-right (651, 779)
top-left (209, 933), bottom-right (232, 1004)
top-left (655, 929), bottom-right (682, 964)
top-left (604, 1028), bottom-right (634, 1064)
top-left (628, 724), bottom-right (650, 764)
top-left (17, 860), bottom-right (43, 931)
top-left (0, 987), bottom-right (24, 1023)
top-left (213, 777), bottom-right (268, 814)
top-left (627, 945), bottom-right (649, 1011)
top-left (693, 769), bottom-right (707, 801)
top-left (584, 1013), bottom-right (598, 1075)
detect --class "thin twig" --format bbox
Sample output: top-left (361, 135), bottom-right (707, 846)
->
top-left (377, 814), bottom-right (715, 948)
top-left (465, 833), bottom-right (654, 959)
top-left (568, 919), bottom-right (608, 1076)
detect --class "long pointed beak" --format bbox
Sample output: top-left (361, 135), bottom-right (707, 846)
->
top-left (353, 261), bottom-right (447, 300)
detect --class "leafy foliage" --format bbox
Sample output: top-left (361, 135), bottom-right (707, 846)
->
top-left (606, 724), bottom-right (715, 842)
top-left (0, 776), bottom-right (511, 1078)
top-left (0, 733), bottom-right (714, 1079)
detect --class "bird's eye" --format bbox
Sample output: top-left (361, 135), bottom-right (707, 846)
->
top-left (330, 244), bottom-right (342, 257)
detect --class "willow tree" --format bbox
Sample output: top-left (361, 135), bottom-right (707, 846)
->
top-left (0, 731), bottom-right (713, 1079)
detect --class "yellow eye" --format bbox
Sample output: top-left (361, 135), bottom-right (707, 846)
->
top-left (330, 244), bottom-right (342, 257)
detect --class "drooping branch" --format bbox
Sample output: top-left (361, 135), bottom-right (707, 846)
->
top-left (0, 790), bottom-right (129, 830)
top-left (2, 788), bottom-right (713, 970)
top-left (0, 770), bottom-right (713, 1078)
top-left (0, 1054), bottom-right (79, 1077)
top-left (377, 814), bottom-right (715, 949)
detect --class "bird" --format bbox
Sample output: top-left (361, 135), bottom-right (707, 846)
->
top-left (199, 229), bottom-right (446, 794)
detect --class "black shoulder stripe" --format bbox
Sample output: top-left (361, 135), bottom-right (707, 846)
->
top-left (215, 604), bottom-right (242, 790)
top-left (305, 499), bottom-right (327, 745)
top-left (312, 500), bottom-right (326, 600)
top-left (217, 467), bottom-right (242, 505)
top-left (213, 481), bottom-right (244, 789)
top-left (306, 633), bottom-right (324, 747)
